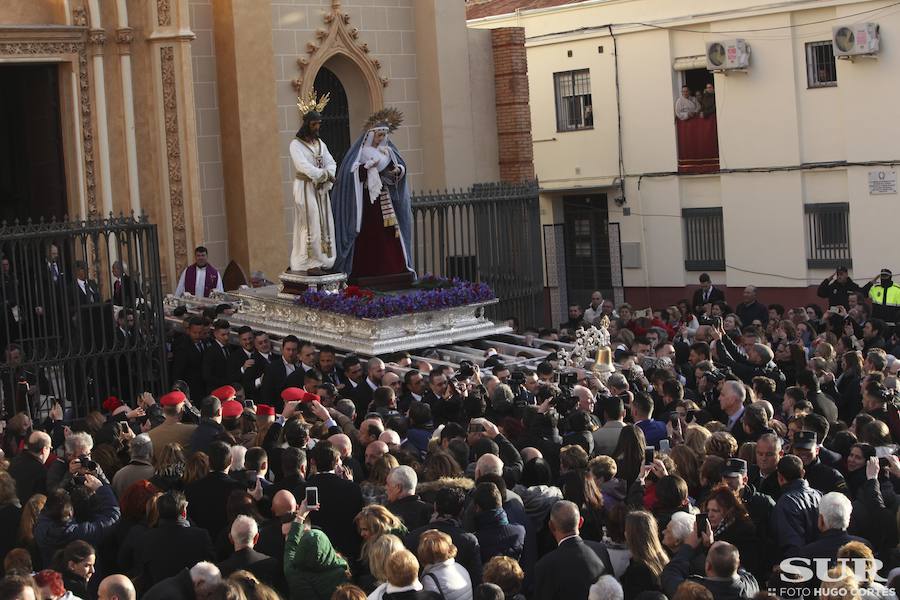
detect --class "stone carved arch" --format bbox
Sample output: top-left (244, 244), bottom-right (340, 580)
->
top-left (292, 1), bottom-right (386, 119)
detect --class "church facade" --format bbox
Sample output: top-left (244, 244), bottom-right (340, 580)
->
top-left (0, 0), bottom-right (531, 290)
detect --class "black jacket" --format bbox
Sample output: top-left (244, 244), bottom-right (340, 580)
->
top-left (201, 342), bottom-right (233, 393)
top-left (142, 568), bottom-right (196, 600)
top-left (260, 359), bottom-right (293, 411)
top-left (386, 494), bottom-right (433, 531)
top-left (184, 472), bottom-right (243, 540)
top-left (534, 536), bottom-right (613, 600)
top-left (473, 508), bottom-right (525, 563)
top-left (405, 517), bottom-right (483, 584)
top-left (305, 471), bottom-right (364, 560)
top-left (187, 419), bottom-right (228, 457)
top-left (716, 333), bottom-right (786, 391)
top-left (808, 390), bottom-right (839, 425)
top-left (172, 340), bottom-right (206, 400)
top-left (772, 478), bottom-right (822, 552)
top-left (136, 517), bottom-right (215, 587)
top-left (804, 457), bottom-right (849, 496)
top-left (817, 277), bottom-right (860, 308)
top-left (243, 351), bottom-right (276, 401)
top-left (8, 451), bottom-right (47, 505)
top-left (621, 559), bottom-right (662, 600)
top-left (217, 547), bottom-right (282, 587)
top-left (662, 544), bottom-right (759, 600)
top-left (692, 286), bottom-right (726, 309)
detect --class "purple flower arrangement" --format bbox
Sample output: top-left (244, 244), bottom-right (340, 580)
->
top-left (293, 275), bottom-right (495, 319)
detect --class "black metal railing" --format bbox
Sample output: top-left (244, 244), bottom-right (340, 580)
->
top-left (411, 181), bottom-right (544, 328)
top-left (682, 207), bottom-right (726, 271)
top-left (0, 215), bottom-right (167, 418)
top-left (805, 202), bottom-right (852, 268)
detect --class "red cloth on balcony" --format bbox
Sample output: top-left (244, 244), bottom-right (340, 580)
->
top-left (677, 116), bottom-right (719, 174)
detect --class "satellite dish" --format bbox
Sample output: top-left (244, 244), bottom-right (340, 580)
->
top-left (707, 43), bottom-right (726, 68)
top-left (834, 26), bottom-right (855, 53)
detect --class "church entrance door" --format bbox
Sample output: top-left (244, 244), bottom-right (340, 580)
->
top-left (314, 66), bottom-right (351, 169)
top-left (0, 64), bottom-right (67, 223)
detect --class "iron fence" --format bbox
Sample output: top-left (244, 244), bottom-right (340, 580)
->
top-left (0, 215), bottom-right (167, 418)
top-left (411, 181), bottom-right (544, 328)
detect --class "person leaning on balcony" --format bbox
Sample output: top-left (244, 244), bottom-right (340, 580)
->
top-left (700, 83), bottom-right (716, 118)
top-left (675, 86), bottom-right (699, 121)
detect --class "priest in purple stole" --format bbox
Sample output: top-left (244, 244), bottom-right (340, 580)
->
top-left (175, 246), bottom-right (224, 297)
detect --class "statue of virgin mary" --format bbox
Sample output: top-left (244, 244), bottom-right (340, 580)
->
top-left (331, 108), bottom-right (415, 286)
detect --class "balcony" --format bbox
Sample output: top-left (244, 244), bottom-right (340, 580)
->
top-left (677, 115), bottom-right (719, 174)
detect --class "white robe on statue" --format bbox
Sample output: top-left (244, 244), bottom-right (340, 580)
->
top-left (289, 137), bottom-right (337, 272)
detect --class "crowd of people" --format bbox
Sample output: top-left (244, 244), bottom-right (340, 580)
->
top-left (0, 267), bottom-right (898, 600)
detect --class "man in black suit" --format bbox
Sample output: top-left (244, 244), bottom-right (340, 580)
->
top-left (142, 562), bottom-right (221, 600)
top-left (8, 431), bottom-right (51, 504)
top-left (171, 316), bottom-right (208, 401)
top-left (227, 326), bottom-right (256, 386)
top-left (136, 490), bottom-right (215, 588)
top-left (202, 319), bottom-right (233, 394)
top-left (305, 440), bottom-right (364, 560)
top-left (317, 345), bottom-right (343, 387)
top-left (184, 441), bottom-right (243, 540)
top-left (256, 489), bottom-right (297, 575)
top-left (691, 272), bottom-right (725, 313)
top-left (260, 335), bottom-right (300, 411)
top-left (111, 260), bottom-right (142, 306)
top-left (217, 515), bottom-right (282, 590)
top-left (386, 465), bottom-right (437, 532)
top-left (796, 369), bottom-right (839, 425)
top-left (350, 357), bottom-right (384, 418)
top-left (534, 501), bottom-right (613, 600)
top-left (243, 331), bottom-right (276, 401)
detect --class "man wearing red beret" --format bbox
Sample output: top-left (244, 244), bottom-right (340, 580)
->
top-left (147, 391), bottom-right (197, 462)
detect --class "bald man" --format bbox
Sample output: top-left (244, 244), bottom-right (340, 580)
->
top-left (255, 490), bottom-right (296, 573)
top-left (328, 433), bottom-right (364, 482)
top-left (379, 429), bottom-right (401, 449)
top-left (98, 575), bottom-right (135, 600)
top-left (365, 440), bottom-right (389, 467)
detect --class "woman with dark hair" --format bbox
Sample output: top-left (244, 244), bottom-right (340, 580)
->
top-left (148, 443), bottom-right (186, 492)
top-left (704, 483), bottom-right (759, 576)
top-left (0, 575), bottom-right (38, 600)
top-left (621, 511), bottom-right (667, 600)
top-left (844, 443), bottom-right (877, 499)
top-left (52, 540), bottom-right (95, 600)
top-left (417, 450), bottom-right (469, 506)
top-left (613, 425), bottom-right (647, 489)
top-left (836, 350), bottom-right (864, 422)
top-left (33, 480), bottom-right (120, 568)
top-left (2, 413), bottom-right (32, 458)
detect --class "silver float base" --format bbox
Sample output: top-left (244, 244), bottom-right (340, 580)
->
top-left (167, 285), bottom-right (511, 355)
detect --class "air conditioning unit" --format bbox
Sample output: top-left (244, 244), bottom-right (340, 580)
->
top-left (705, 39), bottom-right (751, 71)
top-left (832, 22), bottom-right (880, 58)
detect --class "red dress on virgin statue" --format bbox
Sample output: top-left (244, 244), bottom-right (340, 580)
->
top-left (350, 164), bottom-right (408, 280)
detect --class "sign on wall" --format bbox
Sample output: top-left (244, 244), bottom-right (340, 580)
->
top-left (868, 170), bottom-right (897, 195)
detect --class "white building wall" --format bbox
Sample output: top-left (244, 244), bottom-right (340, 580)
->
top-left (470, 0), bottom-right (900, 294)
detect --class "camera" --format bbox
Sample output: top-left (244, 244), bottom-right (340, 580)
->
top-left (79, 456), bottom-right (98, 472)
top-left (558, 372), bottom-right (578, 387)
top-left (458, 361), bottom-right (476, 379)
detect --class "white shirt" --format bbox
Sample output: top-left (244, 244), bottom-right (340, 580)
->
top-left (284, 359), bottom-right (296, 377)
top-left (366, 377), bottom-right (378, 391)
top-left (174, 265), bottom-right (224, 297)
top-left (727, 405), bottom-right (745, 431)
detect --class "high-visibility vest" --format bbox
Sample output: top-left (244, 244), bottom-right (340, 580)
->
top-left (868, 283), bottom-right (900, 307)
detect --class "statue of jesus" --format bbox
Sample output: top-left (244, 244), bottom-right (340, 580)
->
top-left (289, 92), bottom-right (336, 276)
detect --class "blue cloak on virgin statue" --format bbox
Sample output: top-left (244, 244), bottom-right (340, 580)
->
top-left (331, 108), bottom-right (415, 284)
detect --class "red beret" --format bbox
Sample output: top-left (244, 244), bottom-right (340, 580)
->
top-left (210, 385), bottom-right (236, 402)
top-left (160, 391), bottom-right (187, 407)
top-left (281, 387), bottom-right (305, 403)
top-left (300, 391), bottom-right (320, 403)
top-left (102, 396), bottom-right (123, 413)
top-left (221, 400), bottom-right (243, 418)
top-left (256, 404), bottom-right (275, 417)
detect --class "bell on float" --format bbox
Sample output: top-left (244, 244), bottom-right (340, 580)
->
top-left (594, 346), bottom-right (614, 373)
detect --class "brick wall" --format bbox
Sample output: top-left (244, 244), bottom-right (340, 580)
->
top-left (491, 28), bottom-right (534, 183)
